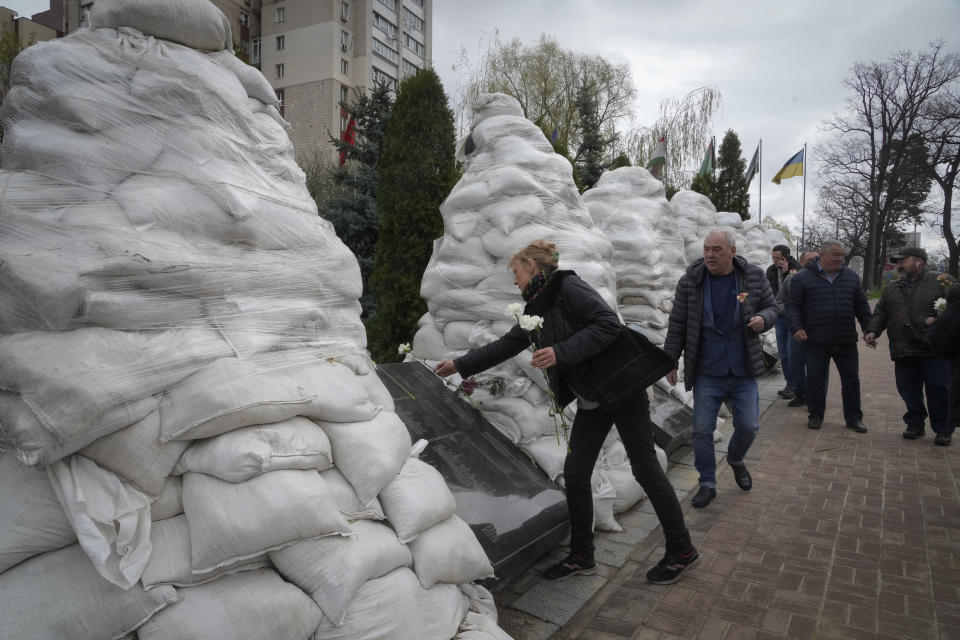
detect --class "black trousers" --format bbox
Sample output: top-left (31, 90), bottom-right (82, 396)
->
top-left (563, 392), bottom-right (691, 556)
top-left (805, 342), bottom-right (862, 424)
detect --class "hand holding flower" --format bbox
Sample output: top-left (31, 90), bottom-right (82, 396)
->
top-left (530, 347), bottom-right (556, 370)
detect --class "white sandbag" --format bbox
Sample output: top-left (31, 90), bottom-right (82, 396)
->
top-left (0, 452), bottom-right (76, 573)
top-left (138, 569), bottom-right (322, 640)
top-left (317, 411), bottom-right (412, 505)
top-left (141, 515), bottom-right (268, 590)
top-left (592, 471), bottom-right (622, 532)
top-left (606, 466), bottom-right (646, 514)
top-left (86, 0), bottom-right (233, 52)
top-left (379, 456), bottom-right (457, 543)
top-left (270, 519), bottom-right (412, 626)
top-left (520, 435), bottom-right (567, 482)
top-left (182, 469), bottom-right (352, 573)
top-left (0, 544), bottom-right (177, 640)
top-left (207, 50), bottom-right (277, 106)
top-left (48, 455), bottom-right (152, 589)
top-left (80, 408), bottom-right (189, 496)
top-left (174, 416), bottom-right (333, 483)
top-left (313, 568), bottom-right (467, 640)
top-left (407, 515), bottom-right (495, 589)
top-left (321, 468), bottom-right (386, 521)
top-left (161, 355), bottom-right (378, 441)
top-left (150, 475), bottom-right (183, 521)
top-left (0, 327), bottom-right (229, 464)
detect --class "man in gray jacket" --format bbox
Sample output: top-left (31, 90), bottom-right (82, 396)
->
top-left (665, 228), bottom-right (778, 508)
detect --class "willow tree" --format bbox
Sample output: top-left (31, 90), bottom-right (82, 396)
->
top-left (454, 33), bottom-right (635, 167)
top-left (622, 86), bottom-right (723, 193)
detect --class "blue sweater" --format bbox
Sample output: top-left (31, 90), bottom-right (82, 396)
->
top-left (786, 259), bottom-right (871, 345)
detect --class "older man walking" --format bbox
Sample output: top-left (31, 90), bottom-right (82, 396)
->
top-left (787, 240), bottom-right (872, 432)
top-left (665, 228), bottom-right (777, 509)
top-left (864, 247), bottom-right (955, 446)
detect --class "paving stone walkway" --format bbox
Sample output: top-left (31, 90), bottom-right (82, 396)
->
top-left (497, 340), bottom-right (960, 640)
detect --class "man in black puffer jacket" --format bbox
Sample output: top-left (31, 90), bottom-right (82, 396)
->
top-left (664, 228), bottom-right (777, 509)
top-left (787, 239), bottom-right (871, 432)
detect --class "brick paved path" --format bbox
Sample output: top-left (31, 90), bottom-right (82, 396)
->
top-left (554, 341), bottom-right (960, 640)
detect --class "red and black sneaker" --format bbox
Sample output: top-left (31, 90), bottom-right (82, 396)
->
top-left (542, 552), bottom-right (596, 580)
top-left (646, 547), bottom-right (699, 584)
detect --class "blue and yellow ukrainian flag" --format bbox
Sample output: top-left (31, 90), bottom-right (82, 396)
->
top-left (771, 149), bottom-right (804, 184)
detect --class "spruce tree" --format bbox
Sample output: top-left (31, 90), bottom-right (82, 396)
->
top-left (713, 129), bottom-right (750, 219)
top-left (322, 83), bottom-right (393, 318)
top-left (573, 81), bottom-right (607, 191)
top-left (367, 69), bottom-right (456, 362)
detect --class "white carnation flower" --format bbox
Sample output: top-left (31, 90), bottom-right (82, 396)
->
top-left (935, 297), bottom-right (947, 314)
top-left (506, 303), bottom-right (524, 317)
top-left (397, 342), bottom-right (412, 354)
top-left (518, 314), bottom-right (544, 332)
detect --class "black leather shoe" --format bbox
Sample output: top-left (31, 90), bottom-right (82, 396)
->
top-left (903, 424), bottom-right (925, 439)
top-left (846, 420), bottom-right (868, 433)
top-left (691, 486), bottom-right (717, 508)
top-left (935, 433), bottom-right (952, 446)
top-left (777, 386), bottom-right (793, 398)
top-left (729, 464), bottom-right (752, 491)
top-left (808, 417), bottom-right (823, 429)
top-left (788, 397), bottom-right (806, 407)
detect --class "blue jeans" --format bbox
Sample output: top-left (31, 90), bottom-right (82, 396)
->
top-left (775, 316), bottom-right (793, 389)
top-left (894, 356), bottom-right (951, 434)
top-left (692, 375), bottom-right (760, 488)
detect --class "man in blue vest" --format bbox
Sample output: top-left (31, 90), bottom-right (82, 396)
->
top-left (787, 240), bottom-right (872, 432)
top-left (665, 228), bottom-right (778, 509)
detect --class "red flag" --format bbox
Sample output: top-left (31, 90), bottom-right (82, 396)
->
top-left (339, 116), bottom-right (356, 167)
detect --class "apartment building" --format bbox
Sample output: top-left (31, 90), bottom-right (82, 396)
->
top-left (259, 0), bottom-right (432, 160)
top-left (0, 5), bottom-right (59, 49)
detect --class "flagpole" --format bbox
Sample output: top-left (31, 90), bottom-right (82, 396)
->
top-left (758, 139), bottom-right (762, 223)
top-left (801, 141), bottom-right (807, 250)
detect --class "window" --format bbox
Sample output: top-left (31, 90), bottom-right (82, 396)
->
top-left (403, 58), bottom-right (419, 77)
top-left (340, 1), bottom-right (349, 21)
top-left (341, 115), bottom-right (348, 132)
top-left (275, 6), bottom-right (285, 22)
top-left (403, 7), bottom-right (424, 32)
top-left (373, 67), bottom-right (396, 89)
top-left (340, 59), bottom-right (349, 75)
top-left (275, 88), bottom-right (284, 117)
top-left (372, 12), bottom-right (397, 40)
top-left (404, 33), bottom-right (424, 57)
top-left (275, 63), bottom-right (284, 79)
top-left (376, 0), bottom-right (397, 11)
top-left (340, 30), bottom-right (350, 51)
top-left (340, 85), bottom-right (349, 104)
top-left (276, 35), bottom-right (285, 51)
top-left (372, 38), bottom-right (398, 63)
top-left (251, 37), bottom-right (261, 64)
top-left (239, 10), bottom-right (250, 26)
top-left (410, 0), bottom-right (424, 6)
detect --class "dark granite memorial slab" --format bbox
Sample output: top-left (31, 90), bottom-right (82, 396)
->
top-left (376, 362), bottom-right (570, 585)
top-left (648, 384), bottom-right (694, 456)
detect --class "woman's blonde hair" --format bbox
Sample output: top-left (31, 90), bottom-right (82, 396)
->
top-left (509, 240), bottom-right (559, 271)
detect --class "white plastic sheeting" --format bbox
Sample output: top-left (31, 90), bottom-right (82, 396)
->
top-left (0, 0), bottom-right (506, 637)
top-left (415, 92), bottom-right (667, 531)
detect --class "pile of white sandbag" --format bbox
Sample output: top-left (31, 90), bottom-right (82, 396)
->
top-left (414, 93), bottom-right (666, 533)
top-left (0, 1), bottom-right (506, 639)
top-left (583, 167), bottom-right (787, 397)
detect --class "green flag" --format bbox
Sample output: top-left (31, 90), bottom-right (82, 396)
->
top-left (645, 137), bottom-right (666, 180)
top-left (745, 143), bottom-right (760, 183)
top-left (697, 137), bottom-right (715, 177)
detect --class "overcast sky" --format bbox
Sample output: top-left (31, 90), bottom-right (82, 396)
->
top-left (6, 0), bottom-right (959, 251)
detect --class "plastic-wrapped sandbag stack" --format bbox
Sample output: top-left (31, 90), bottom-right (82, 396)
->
top-left (0, 1), bottom-right (507, 639)
top-left (583, 167), bottom-right (787, 398)
top-left (414, 93), bottom-right (667, 533)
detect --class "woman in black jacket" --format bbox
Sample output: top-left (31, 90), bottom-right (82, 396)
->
top-left (434, 240), bottom-right (697, 583)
